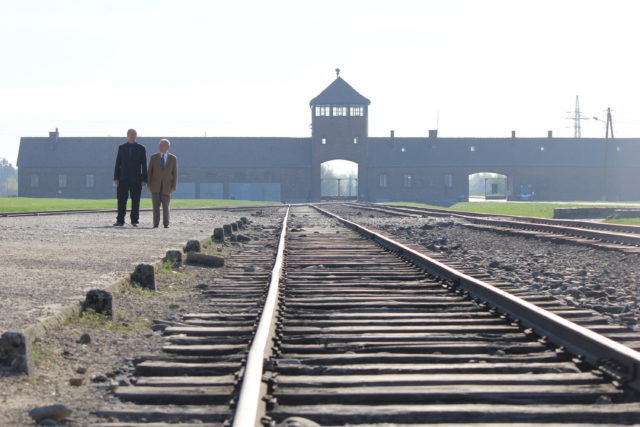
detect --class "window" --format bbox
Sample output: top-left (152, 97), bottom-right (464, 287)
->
top-left (332, 105), bottom-right (347, 116)
top-left (86, 174), bottom-right (94, 188)
top-left (58, 174), bottom-right (67, 188)
top-left (350, 105), bottom-right (364, 116)
top-left (616, 146), bottom-right (621, 152)
top-left (30, 174), bottom-right (39, 188)
top-left (403, 174), bottom-right (412, 188)
top-left (321, 137), bottom-right (327, 145)
top-left (401, 147), bottom-right (406, 153)
top-left (444, 173), bottom-right (453, 188)
top-left (353, 137), bottom-right (358, 144)
top-left (540, 146), bottom-right (545, 151)
top-left (315, 105), bottom-right (331, 117)
top-left (470, 146), bottom-right (476, 152)
top-left (379, 174), bottom-right (388, 188)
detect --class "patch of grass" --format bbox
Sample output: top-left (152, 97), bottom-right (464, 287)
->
top-left (202, 239), bottom-right (224, 256)
top-left (387, 201), bottom-right (640, 219)
top-left (0, 197), bottom-right (279, 213)
top-left (125, 281), bottom-right (160, 297)
top-left (606, 218), bottom-right (640, 226)
top-left (33, 348), bottom-right (57, 363)
top-left (157, 259), bottom-right (176, 274)
top-left (165, 283), bottom-right (186, 291)
top-left (71, 308), bottom-right (152, 332)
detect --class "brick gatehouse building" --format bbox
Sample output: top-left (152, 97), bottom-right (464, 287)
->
top-left (17, 74), bottom-right (640, 202)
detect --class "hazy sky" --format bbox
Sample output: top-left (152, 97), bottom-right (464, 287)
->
top-left (1, 0), bottom-right (640, 165)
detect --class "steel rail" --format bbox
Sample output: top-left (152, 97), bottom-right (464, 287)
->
top-left (350, 202), bottom-right (640, 246)
top-left (314, 204), bottom-right (640, 391)
top-left (232, 206), bottom-right (290, 427)
top-left (354, 202), bottom-right (640, 235)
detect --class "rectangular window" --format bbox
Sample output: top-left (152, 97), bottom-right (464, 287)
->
top-left (332, 105), bottom-right (347, 116)
top-left (353, 137), bottom-right (358, 144)
top-left (321, 137), bottom-right (327, 145)
top-left (315, 105), bottom-right (331, 116)
top-left (444, 173), bottom-right (453, 188)
top-left (86, 174), bottom-right (94, 188)
top-left (30, 174), bottom-right (39, 188)
top-left (350, 105), bottom-right (364, 116)
top-left (403, 174), bottom-right (412, 188)
top-left (379, 174), bottom-right (388, 188)
top-left (58, 174), bottom-right (67, 188)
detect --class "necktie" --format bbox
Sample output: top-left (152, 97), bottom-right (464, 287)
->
top-left (162, 154), bottom-right (166, 169)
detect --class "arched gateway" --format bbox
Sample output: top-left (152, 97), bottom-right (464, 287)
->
top-left (309, 73), bottom-right (370, 201)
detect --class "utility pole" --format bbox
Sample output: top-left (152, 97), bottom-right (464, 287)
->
top-left (606, 107), bottom-right (614, 139)
top-left (602, 107), bottom-right (614, 201)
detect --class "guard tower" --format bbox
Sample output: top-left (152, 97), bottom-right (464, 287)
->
top-left (309, 69), bottom-right (371, 200)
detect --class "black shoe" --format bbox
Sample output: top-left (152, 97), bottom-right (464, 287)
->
top-left (153, 224), bottom-right (159, 228)
top-left (132, 223), bottom-right (139, 227)
top-left (164, 224), bottom-right (169, 228)
top-left (113, 222), bottom-right (124, 226)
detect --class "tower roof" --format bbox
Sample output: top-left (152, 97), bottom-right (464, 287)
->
top-left (310, 76), bottom-right (371, 106)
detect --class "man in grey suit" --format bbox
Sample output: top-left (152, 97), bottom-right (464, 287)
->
top-left (147, 139), bottom-right (178, 228)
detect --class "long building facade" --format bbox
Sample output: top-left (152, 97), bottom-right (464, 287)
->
top-left (17, 76), bottom-right (640, 203)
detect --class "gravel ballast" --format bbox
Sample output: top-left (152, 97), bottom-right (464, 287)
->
top-left (0, 208), bottom-right (279, 333)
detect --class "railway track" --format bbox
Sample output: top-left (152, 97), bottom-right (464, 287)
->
top-left (348, 202), bottom-right (640, 252)
top-left (94, 205), bottom-right (640, 425)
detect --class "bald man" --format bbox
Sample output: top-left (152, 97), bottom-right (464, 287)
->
top-left (147, 139), bottom-right (178, 228)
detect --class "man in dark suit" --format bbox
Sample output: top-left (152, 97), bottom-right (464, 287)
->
top-left (113, 128), bottom-right (147, 227)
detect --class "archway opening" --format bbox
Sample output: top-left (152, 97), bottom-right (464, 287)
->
top-left (468, 172), bottom-right (508, 201)
top-left (321, 159), bottom-right (358, 200)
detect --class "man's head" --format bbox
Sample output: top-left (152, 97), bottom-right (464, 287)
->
top-left (127, 129), bottom-right (137, 143)
top-left (159, 139), bottom-right (170, 154)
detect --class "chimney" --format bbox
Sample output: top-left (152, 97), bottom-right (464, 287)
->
top-left (511, 130), bottom-right (516, 138)
top-left (547, 130), bottom-right (553, 138)
top-left (390, 130), bottom-right (395, 139)
top-left (428, 129), bottom-right (438, 139)
top-left (49, 128), bottom-right (59, 139)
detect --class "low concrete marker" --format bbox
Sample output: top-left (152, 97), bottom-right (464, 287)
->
top-left (231, 222), bottom-right (238, 232)
top-left (186, 252), bottom-right (224, 267)
top-left (223, 224), bottom-right (233, 236)
top-left (213, 227), bottom-right (225, 242)
top-left (130, 264), bottom-right (155, 290)
top-left (82, 289), bottom-right (114, 317)
top-left (184, 239), bottom-right (201, 253)
top-left (236, 220), bottom-right (244, 229)
top-left (0, 332), bottom-right (34, 375)
top-left (164, 250), bottom-right (182, 268)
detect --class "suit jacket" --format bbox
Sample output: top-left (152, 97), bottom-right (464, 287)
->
top-left (114, 142), bottom-right (148, 182)
top-left (147, 152), bottom-right (178, 195)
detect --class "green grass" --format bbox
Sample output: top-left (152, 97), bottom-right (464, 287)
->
top-left (387, 201), bottom-right (640, 219)
top-left (65, 308), bottom-right (152, 332)
top-left (0, 197), bottom-right (279, 213)
top-left (606, 218), bottom-right (640, 226)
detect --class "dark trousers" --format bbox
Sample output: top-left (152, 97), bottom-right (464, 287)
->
top-left (116, 180), bottom-right (142, 224)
